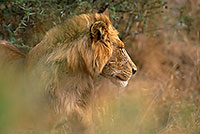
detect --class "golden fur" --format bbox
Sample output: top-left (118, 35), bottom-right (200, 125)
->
top-left (0, 13), bottom-right (137, 133)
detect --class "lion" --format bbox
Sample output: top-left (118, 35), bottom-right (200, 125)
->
top-left (0, 13), bottom-right (137, 133)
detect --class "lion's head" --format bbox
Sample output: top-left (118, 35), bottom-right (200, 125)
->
top-left (88, 19), bottom-right (137, 87)
top-left (64, 14), bottom-right (137, 87)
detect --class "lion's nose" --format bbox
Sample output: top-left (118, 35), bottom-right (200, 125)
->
top-left (132, 68), bottom-right (137, 75)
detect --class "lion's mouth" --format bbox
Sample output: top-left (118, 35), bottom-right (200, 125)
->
top-left (115, 75), bottom-right (127, 81)
top-left (105, 74), bottom-right (129, 87)
top-left (115, 73), bottom-right (130, 81)
top-left (101, 72), bottom-right (130, 87)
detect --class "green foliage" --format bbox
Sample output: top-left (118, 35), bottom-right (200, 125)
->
top-left (0, 0), bottom-right (167, 50)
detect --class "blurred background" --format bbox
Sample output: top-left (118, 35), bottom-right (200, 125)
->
top-left (0, 0), bottom-right (200, 134)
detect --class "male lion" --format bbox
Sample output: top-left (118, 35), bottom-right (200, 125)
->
top-left (0, 13), bottom-right (137, 133)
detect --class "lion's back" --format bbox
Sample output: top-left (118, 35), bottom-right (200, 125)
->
top-left (0, 40), bottom-right (25, 71)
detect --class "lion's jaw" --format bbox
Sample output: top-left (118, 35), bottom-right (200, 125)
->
top-left (110, 75), bottom-right (129, 88)
top-left (101, 70), bottom-right (130, 88)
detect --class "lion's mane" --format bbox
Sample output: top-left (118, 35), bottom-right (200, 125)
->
top-left (25, 13), bottom-right (116, 130)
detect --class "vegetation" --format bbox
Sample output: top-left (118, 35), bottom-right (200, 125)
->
top-left (0, 0), bottom-right (167, 50)
top-left (0, 0), bottom-right (200, 133)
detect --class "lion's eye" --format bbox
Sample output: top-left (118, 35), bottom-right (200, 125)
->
top-left (121, 48), bottom-right (125, 54)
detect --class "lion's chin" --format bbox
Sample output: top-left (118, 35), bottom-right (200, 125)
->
top-left (110, 79), bottom-right (128, 88)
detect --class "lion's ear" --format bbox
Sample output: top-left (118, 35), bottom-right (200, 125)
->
top-left (102, 8), bottom-right (109, 17)
top-left (90, 21), bottom-right (108, 42)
